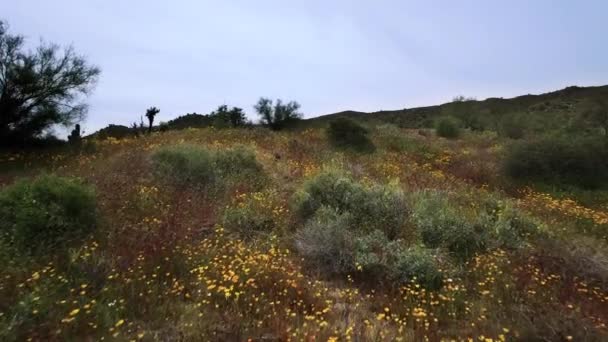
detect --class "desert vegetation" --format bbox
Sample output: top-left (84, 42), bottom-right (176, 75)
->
top-left (2, 17), bottom-right (608, 342)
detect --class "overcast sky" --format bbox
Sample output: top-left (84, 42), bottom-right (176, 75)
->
top-left (5, 0), bottom-right (608, 133)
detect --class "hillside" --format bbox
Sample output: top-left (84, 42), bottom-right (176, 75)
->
top-left (305, 85), bottom-right (608, 133)
top-left (2, 122), bottom-right (608, 340)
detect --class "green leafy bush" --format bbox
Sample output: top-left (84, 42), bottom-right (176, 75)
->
top-left (389, 245), bottom-right (443, 290)
top-left (435, 116), bottom-right (461, 139)
top-left (0, 175), bottom-right (97, 254)
top-left (327, 117), bottom-right (375, 152)
top-left (504, 136), bottom-right (608, 188)
top-left (213, 146), bottom-right (265, 182)
top-left (151, 145), bottom-right (216, 187)
top-left (353, 231), bottom-right (443, 289)
top-left (151, 144), bottom-right (265, 189)
top-left (482, 202), bottom-right (539, 249)
top-left (294, 206), bottom-right (355, 274)
top-left (374, 124), bottom-right (438, 159)
top-left (411, 191), bottom-right (487, 261)
top-left (499, 114), bottom-right (525, 139)
top-left (292, 170), bottom-right (407, 238)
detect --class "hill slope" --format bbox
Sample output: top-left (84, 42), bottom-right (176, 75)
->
top-left (306, 85), bottom-right (608, 132)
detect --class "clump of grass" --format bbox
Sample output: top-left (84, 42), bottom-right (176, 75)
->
top-left (151, 144), bottom-right (266, 189)
top-left (0, 174), bottom-right (97, 255)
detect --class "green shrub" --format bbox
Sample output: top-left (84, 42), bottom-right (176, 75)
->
top-left (327, 117), bottom-right (375, 152)
top-left (151, 144), bottom-right (265, 189)
top-left (374, 124), bottom-right (438, 159)
top-left (292, 170), bottom-right (407, 238)
top-left (213, 146), bottom-right (265, 182)
top-left (389, 245), bottom-right (443, 290)
top-left (0, 175), bottom-right (97, 254)
top-left (151, 145), bottom-right (216, 187)
top-left (294, 206), bottom-right (355, 274)
top-left (411, 191), bottom-right (487, 261)
top-left (490, 203), bottom-right (539, 249)
top-left (353, 231), bottom-right (443, 289)
top-left (221, 190), bottom-right (285, 238)
top-left (504, 136), bottom-right (608, 188)
top-left (353, 230), bottom-right (392, 278)
top-left (435, 116), bottom-right (461, 139)
top-left (499, 114), bottom-right (525, 139)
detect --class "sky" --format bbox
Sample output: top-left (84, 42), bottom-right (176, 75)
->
top-left (4, 0), bottom-right (608, 134)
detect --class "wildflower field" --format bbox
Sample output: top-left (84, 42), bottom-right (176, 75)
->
top-left (2, 125), bottom-right (608, 341)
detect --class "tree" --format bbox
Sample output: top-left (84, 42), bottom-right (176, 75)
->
top-left (209, 104), bottom-right (247, 128)
top-left (0, 20), bottom-right (100, 145)
top-left (145, 107), bottom-right (160, 134)
top-left (254, 97), bottom-right (302, 130)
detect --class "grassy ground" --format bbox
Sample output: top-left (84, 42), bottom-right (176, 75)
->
top-left (1, 126), bottom-right (608, 341)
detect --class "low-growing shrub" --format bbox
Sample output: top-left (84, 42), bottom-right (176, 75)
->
top-left (151, 145), bottom-right (216, 187)
top-left (327, 117), bottom-right (375, 152)
top-left (221, 190), bottom-right (287, 238)
top-left (373, 124), bottom-right (439, 160)
top-left (488, 203), bottom-right (539, 249)
top-left (354, 231), bottom-right (443, 289)
top-left (504, 136), bottom-right (608, 188)
top-left (151, 144), bottom-right (265, 189)
top-left (0, 174), bottom-right (97, 254)
top-left (292, 170), bottom-right (408, 238)
top-left (435, 116), bottom-right (461, 139)
top-left (294, 206), bottom-right (355, 274)
top-left (389, 245), bottom-right (443, 290)
top-left (411, 190), bottom-right (487, 261)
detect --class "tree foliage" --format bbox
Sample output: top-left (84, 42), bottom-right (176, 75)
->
top-left (0, 20), bottom-right (100, 145)
top-left (209, 105), bottom-right (247, 128)
top-left (145, 106), bottom-right (160, 133)
top-left (254, 97), bottom-right (302, 130)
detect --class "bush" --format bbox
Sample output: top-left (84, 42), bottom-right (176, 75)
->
top-left (353, 231), bottom-right (443, 289)
top-left (294, 206), bottom-right (355, 274)
top-left (411, 191), bottom-right (487, 261)
top-left (504, 136), bottom-right (608, 188)
top-left (499, 114), bottom-right (525, 139)
top-left (213, 146), bottom-right (265, 182)
top-left (0, 175), bottom-right (97, 254)
top-left (389, 245), bottom-right (443, 290)
top-left (151, 145), bottom-right (216, 187)
top-left (486, 202), bottom-right (539, 249)
top-left (374, 124), bottom-right (438, 159)
top-left (221, 190), bottom-right (286, 238)
top-left (327, 117), bottom-right (375, 152)
top-left (435, 116), bottom-right (461, 139)
top-left (292, 170), bottom-right (408, 238)
top-left (151, 144), bottom-right (265, 189)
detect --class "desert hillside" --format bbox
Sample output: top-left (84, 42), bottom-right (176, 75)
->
top-left (2, 120), bottom-right (608, 341)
